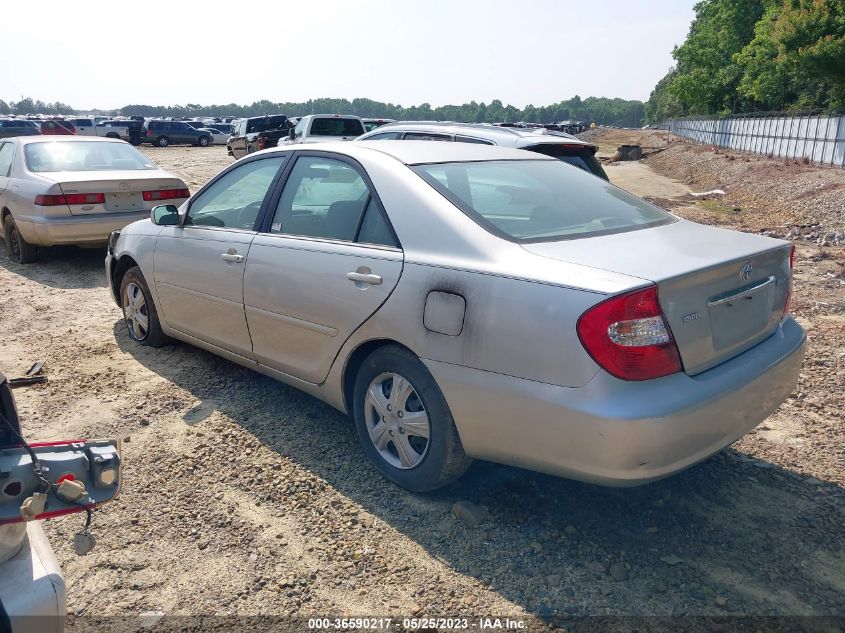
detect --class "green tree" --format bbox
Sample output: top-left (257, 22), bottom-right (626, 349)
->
top-left (737, 0), bottom-right (845, 110)
top-left (670, 0), bottom-right (769, 114)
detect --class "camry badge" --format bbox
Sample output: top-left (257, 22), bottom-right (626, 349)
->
top-left (740, 262), bottom-right (753, 282)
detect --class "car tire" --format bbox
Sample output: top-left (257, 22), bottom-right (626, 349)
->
top-left (353, 345), bottom-right (471, 492)
top-left (156, 136), bottom-right (170, 148)
top-left (198, 136), bottom-right (210, 147)
top-left (3, 214), bottom-right (39, 264)
top-left (246, 145), bottom-right (255, 154)
top-left (119, 266), bottom-right (169, 347)
top-left (105, 133), bottom-right (119, 139)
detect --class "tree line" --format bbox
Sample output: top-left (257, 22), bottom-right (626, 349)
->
top-left (119, 96), bottom-right (646, 127)
top-left (1, 95), bottom-right (647, 128)
top-left (0, 97), bottom-right (74, 116)
top-left (646, 0), bottom-right (845, 122)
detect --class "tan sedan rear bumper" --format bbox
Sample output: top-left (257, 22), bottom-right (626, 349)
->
top-left (14, 211), bottom-right (149, 247)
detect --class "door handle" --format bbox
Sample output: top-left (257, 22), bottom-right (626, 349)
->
top-left (221, 253), bottom-right (244, 263)
top-left (346, 272), bottom-right (382, 285)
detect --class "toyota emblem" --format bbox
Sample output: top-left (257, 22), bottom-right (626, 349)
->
top-left (740, 262), bottom-right (753, 282)
top-left (119, 182), bottom-right (130, 191)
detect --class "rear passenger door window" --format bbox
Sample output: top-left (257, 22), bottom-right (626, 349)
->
top-left (363, 131), bottom-right (402, 140)
top-left (270, 156), bottom-right (379, 243)
top-left (455, 135), bottom-right (493, 145)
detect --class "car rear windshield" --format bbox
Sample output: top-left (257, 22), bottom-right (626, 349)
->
top-left (412, 159), bottom-right (675, 243)
top-left (523, 143), bottom-right (608, 180)
top-left (310, 118), bottom-right (365, 137)
top-left (24, 141), bottom-right (157, 172)
top-left (247, 116), bottom-right (289, 134)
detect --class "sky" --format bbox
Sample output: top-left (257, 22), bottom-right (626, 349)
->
top-left (0, 0), bottom-right (697, 110)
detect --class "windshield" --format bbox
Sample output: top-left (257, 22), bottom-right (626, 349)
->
top-left (412, 159), bottom-right (674, 242)
top-left (24, 141), bottom-right (157, 173)
top-left (310, 118), bottom-right (365, 137)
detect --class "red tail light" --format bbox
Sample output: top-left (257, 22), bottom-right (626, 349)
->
top-left (783, 244), bottom-right (795, 318)
top-left (577, 286), bottom-right (682, 381)
top-left (35, 193), bottom-right (105, 205)
top-left (257, 136), bottom-right (265, 150)
top-left (146, 130), bottom-right (154, 136)
top-left (142, 188), bottom-right (190, 201)
top-left (34, 194), bottom-right (67, 206)
top-left (65, 193), bottom-right (105, 205)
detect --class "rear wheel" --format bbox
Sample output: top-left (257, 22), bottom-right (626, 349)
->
top-left (156, 136), bottom-right (170, 148)
top-left (105, 132), bottom-right (120, 139)
top-left (353, 345), bottom-right (471, 492)
top-left (198, 136), bottom-right (210, 147)
top-left (120, 266), bottom-right (169, 347)
top-left (3, 214), bottom-right (38, 264)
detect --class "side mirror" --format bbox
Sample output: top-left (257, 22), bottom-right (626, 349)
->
top-left (151, 204), bottom-right (179, 226)
top-left (289, 128), bottom-right (296, 140)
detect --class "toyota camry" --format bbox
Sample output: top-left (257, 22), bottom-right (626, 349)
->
top-left (105, 142), bottom-right (805, 492)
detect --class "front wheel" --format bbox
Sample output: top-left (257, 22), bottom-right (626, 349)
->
top-left (120, 266), bottom-right (169, 347)
top-left (3, 215), bottom-right (39, 264)
top-left (353, 345), bottom-right (471, 492)
top-left (156, 136), bottom-right (170, 148)
top-left (197, 136), bottom-right (210, 147)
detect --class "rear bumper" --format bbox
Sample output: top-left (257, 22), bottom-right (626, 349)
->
top-left (14, 211), bottom-right (149, 246)
top-left (0, 523), bottom-right (65, 633)
top-left (425, 317), bottom-right (806, 486)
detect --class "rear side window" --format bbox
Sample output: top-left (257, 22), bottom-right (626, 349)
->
top-left (310, 118), bottom-right (365, 137)
top-left (413, 159), bottom-right (673, 243)
top-left (357, 197), bottom-right (398, 247)
top-left (363, 131), bottom-right (402, 140)
top-left (455, 135), bottom-right (493, 145)
top-left (269, 156), bottom-right (399, 248)
top-left (403, 132), bottom-right (451, 141)
top-left (270, 157), bottom-right (368, 240)
top-left (0, 143), bottom-right (15, 176)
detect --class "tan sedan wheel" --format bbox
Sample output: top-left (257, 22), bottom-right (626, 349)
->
top-left (3, 215), bottom-right (38, 264)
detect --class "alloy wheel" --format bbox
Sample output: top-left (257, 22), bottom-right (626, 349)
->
top-left (123, 282), bottom-right (150, 341)
top-left (364, 372), bottom-right (430, 469)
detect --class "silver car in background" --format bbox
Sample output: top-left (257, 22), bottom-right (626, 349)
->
top-left (357, 121), bottom-right (609, 180)
top-left (0, 137), bottom-right (189, 263)
top-left (105, 142), bottom-right (805, 492)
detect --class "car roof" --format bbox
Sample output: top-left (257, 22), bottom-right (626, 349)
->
top-left (270, 140), bottom-right (557, 166)
top-left (364, 121), bottom-right (591, 148)
top-left (13, 136), bottom-right (129, 145)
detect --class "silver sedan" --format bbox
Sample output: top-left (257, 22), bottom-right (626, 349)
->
top-left (105, 141), bottom-right (806, 491)
top-left (0, 136), bottom-right (189, 263)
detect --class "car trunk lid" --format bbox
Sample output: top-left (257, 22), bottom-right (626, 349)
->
top-left (50, 171), bottom-right (187, 215)
top-left (522, 220), bottom-right (792, 375)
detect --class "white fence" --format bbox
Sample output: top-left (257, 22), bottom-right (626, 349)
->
top-left (665, 113), bottom-right (845, 168)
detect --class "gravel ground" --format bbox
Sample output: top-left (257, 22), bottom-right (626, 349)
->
top-left (627, 130), bottom-right (845, 244)
top-left (0, 143), bottom-right (843, 632)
